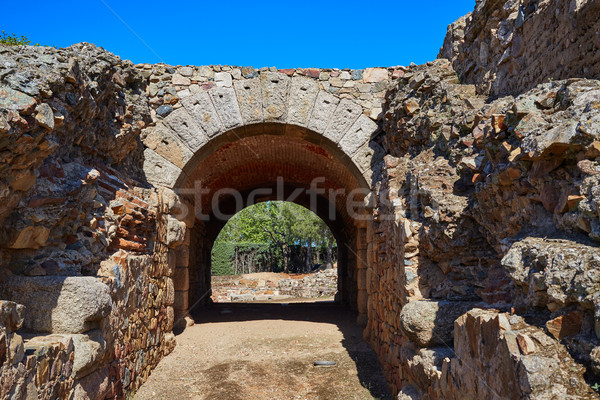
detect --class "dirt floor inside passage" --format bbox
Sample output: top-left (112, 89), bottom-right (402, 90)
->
top-left (134, 302), bottom-right (392, 400)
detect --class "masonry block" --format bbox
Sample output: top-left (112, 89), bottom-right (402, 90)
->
top-left (324, 98), bottom-right (363, 143)
top-left (174, 290), bottom-right (189, 312)
top-left (163, 108), bottom-right (208, 152)
top-left (287, 76), bottom-right (320, 127)
top-left (339, 114), bottom-right (378, 156)
top-left (234, 77), bottom-right (263, 125)
top-left (181, 91), bottom-right (224, 138)
top-left (261, 71), bottom-right (290, 122)
top-left (142, 148), bottom-right (183, 188)
top-left (307, 90), bottom-right (339, 135)
top-left (173, 267), bottom-right (190, 291)
top-left (209, 86), bottom-right (243, 129)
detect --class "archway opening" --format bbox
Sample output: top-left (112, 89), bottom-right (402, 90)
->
top-left (168, 124), bottom-right (374, 325)
top-left (210, 201), bottom-right (339, 303)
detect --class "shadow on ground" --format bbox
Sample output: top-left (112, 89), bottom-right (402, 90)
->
top-left (184, 301), bottom-right (392, 400)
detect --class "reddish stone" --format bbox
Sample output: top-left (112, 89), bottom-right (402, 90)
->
top-left (473, 124), bottom-right (487, 146)
top-left (391, 69), bottom-right (405, 79)
top-left (201, 82), bottom-right (215, 90)
top-left (516, 333), bottom-right (537, 355)
top-left (116, 190), bottom-right (150, 210)
top-left (585, 141), bottom-right (600, 158)
top-left (28, 196), bottom-right (66, 208)
top-left (541, 183), bottom-right (560, 212)
top-left (384, 155), bottom-right (400, 168)
top-left (298, 68), bottom-right (319, 78)
top-left (498, 167), bottom-right (522, 185)
top-left (578, 159), bottom-right (600, 175)
top-left (65, 235), bottom-right (78, 245)
top-left (492, 114), bottom-right (507, 134)
top-left (278, 69), bottom-right (296, 77)
top-left (528, 157), bottom-right (564, 179)
top-left (472, 173), bottom-right (484, 184)
top-left (546, 311), bottom-right (583, 339)
top-left (38, 163), bottom-right (65, 179)
top-left (556, 193), bottom-right (586, 214)
top-left (462, 138), bottom-right (474, 147)
top-left (480, 291), bottom-right (512, 304)
top-left (116, 228), bottom-right (147, 244)
top-left (112, 238), bottom-right (146, 252)
top-left (98, 180), bottom-right (119, 195)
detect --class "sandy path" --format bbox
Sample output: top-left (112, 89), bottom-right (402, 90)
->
top-left (134, 302), bottom-right (391, 400)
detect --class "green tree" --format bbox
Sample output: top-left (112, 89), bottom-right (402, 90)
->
top-left (211, 201), bottom-right (337, 275)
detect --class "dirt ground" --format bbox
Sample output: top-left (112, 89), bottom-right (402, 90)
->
top-left (134, 302), bottom-right (391, 400)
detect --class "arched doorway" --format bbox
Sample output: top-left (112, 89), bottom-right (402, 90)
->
top-left (140, 71), bottom-right (382, 326)
top-left (170, 126), bottom-right (372, 320)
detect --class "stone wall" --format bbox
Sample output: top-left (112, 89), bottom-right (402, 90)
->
top-left (0, 43), bottom-right (396, 398)
top-left (364, 53), bottom-right (600, 398)
top-left (211, 269), bottom-right (337, 302)
top-left (1, 0), bottom-right (600, 398)
top-left (0, 44), bottom-right (180, 399)
top-left (440, 0), bottom-right (600, 97)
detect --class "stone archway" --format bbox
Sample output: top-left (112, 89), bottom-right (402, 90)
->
top-left (139, 70), bottom-right (384, 324)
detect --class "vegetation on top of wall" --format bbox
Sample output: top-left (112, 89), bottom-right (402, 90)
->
top-left (0, 31), bottom-right (43, 47)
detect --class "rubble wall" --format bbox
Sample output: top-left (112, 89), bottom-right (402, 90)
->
top-left (365, 55), bottom-right (600, 398)
top-left (0, 44), bottom-right (178, 399)
top-left (2, 0), bottom-right (600, 398)
top-left (0, 43), bottom-right (396, 398)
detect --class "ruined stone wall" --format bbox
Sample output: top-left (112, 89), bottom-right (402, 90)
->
top-left (365, 54), bottom-right (600, 398)
top-left (0, 44), bottom-right (180, 399)
top-left (2, 0), bottom-right (600, 397)
top-left (0, 42), bottom-right (401, 398)
top-left (440, 0), bottom-right (600, 97)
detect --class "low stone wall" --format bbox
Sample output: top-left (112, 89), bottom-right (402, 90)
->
top-left (211, 269), bottom-right (337, 302)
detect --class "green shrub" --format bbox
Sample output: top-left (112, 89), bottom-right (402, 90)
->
top-left (0, 31), bottom-right (40, 46)
top-left (211, 241), bottom-right (277, 276)
top-left (211, 242), bottom-right (235, 276)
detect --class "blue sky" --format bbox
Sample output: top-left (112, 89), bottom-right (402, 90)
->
top-left (1, 1), bottom-right (474, 69)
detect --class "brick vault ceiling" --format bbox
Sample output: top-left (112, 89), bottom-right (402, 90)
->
top-left (181, 134), bottom-right (365, 229)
